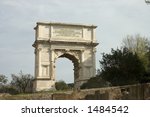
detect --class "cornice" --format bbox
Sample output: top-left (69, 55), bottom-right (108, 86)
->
top-left (32, 40), bottom-right (99, 47)
top-left (34, 22), bottom-right (97, 29)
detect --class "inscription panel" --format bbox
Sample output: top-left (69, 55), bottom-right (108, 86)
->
top-left (52, 26), bottom-right (83, 38)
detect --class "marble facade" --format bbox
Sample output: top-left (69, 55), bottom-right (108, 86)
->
top-left (32, 22), bottom-right (98, 91)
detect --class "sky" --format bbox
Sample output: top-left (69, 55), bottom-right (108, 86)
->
top-left (0, 0), bottom-right (150, 83)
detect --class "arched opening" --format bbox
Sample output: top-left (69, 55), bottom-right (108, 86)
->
top-left (56, 58), bottom-right (74, 83)
top-left (55, 53), bottom-right (79, 86)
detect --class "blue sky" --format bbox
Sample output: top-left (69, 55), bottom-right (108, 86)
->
top-left (0, 0), bottom-right (150, 83)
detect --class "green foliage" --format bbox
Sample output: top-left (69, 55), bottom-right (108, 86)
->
top-left (80, 76), bottom-right (111, 89)
top-left (55, 80), bottom-right (68, 90)
top-left (0, 74), bottom-right (8, 85)
top-left (11, 71), bottom-right (34, 93)
top-left (67, 83), bottom-right (74, 89)
top-left (0, 85), bottom-right (19, 95)
top-left (100, 48), bottom-right (145, 86)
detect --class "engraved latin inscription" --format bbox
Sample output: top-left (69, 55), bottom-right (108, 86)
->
top-left (53, 26), bottom-right (82, 38)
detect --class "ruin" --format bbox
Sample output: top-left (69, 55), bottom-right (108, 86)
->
top-left (32, 22), bottom-right (98, 91)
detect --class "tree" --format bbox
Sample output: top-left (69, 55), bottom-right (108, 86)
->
top-left (55, 80), bottom-right (68, 90)
top-left (100, 48), bottom-right (145, 86)
top-left (122, 34), bottom-right (150, 71)
top-left (0, 74), bottom-right (18, 94)
top-left (11, 71), bottom-right (34, 93)
top-left (0, 74), bottom-right (8, 93)
top-left (0, 74), bottom-right (8, 86)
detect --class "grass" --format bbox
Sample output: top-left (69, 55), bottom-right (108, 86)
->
top-left (0, 90), bottom-right (73, 100)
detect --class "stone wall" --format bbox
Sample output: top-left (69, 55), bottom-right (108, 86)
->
top-left (1, 83), bottom-right (150, 100)
top-left (52, 83), bottom-right (150, 100)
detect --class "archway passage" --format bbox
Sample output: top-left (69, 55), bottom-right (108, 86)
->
top-left (58, 53), bottom-right (80, 84)
top-left (33, 22), bottom-right (98, 91)
top-left (56, 58), bottom-right (74, 83)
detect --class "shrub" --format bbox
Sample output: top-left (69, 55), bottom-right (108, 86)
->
top-left (80, 76), bottom-right (111, 89)
top-left (55, 80), bottom-right (68, 90)
top-left (0, 85), bottom-right (19, 95)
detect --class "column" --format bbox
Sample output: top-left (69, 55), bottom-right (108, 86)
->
top-left (50, 49), bottom-right (55, 80)
top-left (34, 48), bottom-right (42, 78)
top-left (37, 48), bottom-right (42, 77)
top-left (80, 50), bottom-right (84, 78)
top-left (92, 48), bottom-right (96, 76)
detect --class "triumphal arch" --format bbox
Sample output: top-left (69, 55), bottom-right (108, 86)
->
top-left (32, 22), bottom-right (98, 91)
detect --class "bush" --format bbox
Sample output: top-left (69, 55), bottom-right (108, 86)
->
top-left (0, 85), bottom-right (19, 95)
top-left (80, 76), bottom-right (111, 89)
top-left (55, 80), bottom-right (68, 90)
top-left (67, 83), bottom-right (74, 90)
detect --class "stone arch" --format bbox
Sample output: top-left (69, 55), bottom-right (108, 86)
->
top-left (32, 22), bottom-right (98, 91)
top-left (53, 50), bottom-right (81, 86)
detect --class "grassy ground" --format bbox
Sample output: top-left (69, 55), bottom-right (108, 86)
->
top-left (0, 90), bottom-right (73, 100)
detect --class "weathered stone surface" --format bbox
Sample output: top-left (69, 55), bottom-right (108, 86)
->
top-left (1, 83), bottom-right (150, 100)
top-left (51, 83), bottom-right (150, 100)
top-left (32, 22), bottom-right (98, 91)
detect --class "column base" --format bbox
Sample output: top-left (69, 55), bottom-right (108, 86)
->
top-left (33, 79), bottom-right (55, 92)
